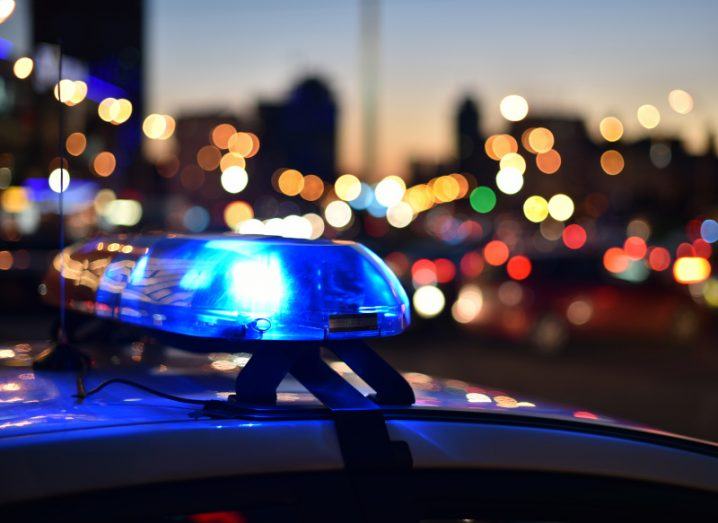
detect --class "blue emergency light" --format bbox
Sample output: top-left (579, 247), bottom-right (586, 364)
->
top-left (45, 234), bottom-right (416, 409)
top-left (47, 235), bottom-right (410, 342)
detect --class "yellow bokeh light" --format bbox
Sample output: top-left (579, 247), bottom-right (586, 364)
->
top-left (547, 193), bottom-right (574, 222)
top-left (1, 186), bottom-right (29, 213)
top-left (13, 57), bottom-right (33, 79)
top-left (211, 124), bottom-right (237, 149)
top-left (413, 285), bottom-right (445, 319)
top-left (220, 152), bottom-right (246, 172)
top-left (499, 95), bottom-right (529, 122)
top-left (143, 114), bottom-right (175, 140)
top-left (523, 195), bottom-right (549, 223)
top-left (375, 175), bottom-right (406, 207)
top-left (300, 174), bottom-right (324, 201)
top-left (599, 117), bottom-right (624, 142)
top-left (486, 134), bottom-right (519, 160)
top-left (499, 152), bottom-right (526, 174)
top-left (98, 98), bottom-right (116, 122)
top-left (404, 184), bottom-right (434, 213)
top-left (334, 174), bottom-right (362, 201)
top-left (636, 104), bottom-right (660, 129)
top-left (65, 132), bottom-right (87, 157)
top-left (278, 169), bottom-right (304, 196)
top-left (67, 81), bottom-right (88, 106)
top-left (220, 166), bottom-right (249, 194)
top-left (668, 89), bottom-right (693, 115)
top-left (228, 132), bottom-right (254, 157)
top-left (600, 150), bottom-right (625, 175)
top-left (450, 173), bottom-right (469, 198)
top-left (432, 175), bottom-right (460, 202)
top-left (673, 257), bottom-right (711, 284)
top-left (527, 128), bottom-right (554, 154)
top-left (93, 151), bottom-right (116, 177)
top-left (53, 79), bottom-right (76, 104)
top-left (224, 201), bottom-right (254, 230)
top-left (112, 99), bottom-right (133, 124)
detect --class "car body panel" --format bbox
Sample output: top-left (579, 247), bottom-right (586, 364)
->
top-left (2, 341), bottom-right (718, 505)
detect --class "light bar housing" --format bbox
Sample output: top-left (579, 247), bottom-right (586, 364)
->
top-left (45, 235), bottom-right (410, 342)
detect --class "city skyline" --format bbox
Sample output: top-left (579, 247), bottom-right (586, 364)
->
top-left (146, 0), bottom-right (718, 177)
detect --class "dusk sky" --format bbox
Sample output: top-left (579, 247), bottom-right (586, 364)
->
top-left (4, 1), bottom-right (718, 176)
top-left (148, 0), bottom-right (718, 177)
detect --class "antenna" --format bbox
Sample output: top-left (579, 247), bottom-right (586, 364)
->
top-left (33, 39), bottom-right (88, 374)
top-left (57, 40), bottom-right (67, 344)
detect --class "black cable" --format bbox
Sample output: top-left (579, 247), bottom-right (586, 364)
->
top-left (76, 378), bottom-right (210, 406)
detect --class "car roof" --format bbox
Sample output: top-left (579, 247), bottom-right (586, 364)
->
top-left (2, 340), bottom-right (718, 505)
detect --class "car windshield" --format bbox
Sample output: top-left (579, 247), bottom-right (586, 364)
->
top-left (0, 0), bottom-right (717, 449)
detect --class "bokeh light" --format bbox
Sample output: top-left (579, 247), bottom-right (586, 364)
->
top-left (48, 168), bottom-right (70, 193)
top-left (386, 201), bottom-right (414, 228)
top-left (93, 152), bottom-right (116, 177)
top-left (668, 89), bottom-right (693, 114)
top-left (220, 152), bottom-right (246, 172)
top-left (13, 57), bottom-right (33, 79)
top-left (224, 201), bottom-right (254, 230)
top-left (143, 114), bottom-right (175, 139)
top-left (211, 124), bottom-right (237, 149)
top-left (495, 167), bottom-right (524, 195)
top-left (469, 186), bottom-right (496, 213)
top-left (499, 95), bottom-right (529, 122)
top-left (375, 176), bottom-right (406, 207)
top-left (536, 149), bottom-right (561, 174)
top-left (324, 200), bottom-right (353, 229)
top-left (600, 150), bottom-right (625, 175)
top-left (197, 145), bottom-right (222, 171)
top-left (599, 117), bottom-right (624, 142)
top-left (499, 152), bottom-right (526, 174)
top-left (452, 284), bottom-right (483, 324)
top-left (0, 0), bottom-right (16, 24)
top-left (562, 224), bottom-right (587, 250)
top-left (523, 195), bottom-right (549, 223)
top-left (65, 132), bottom-right (87, 156)
top-left (228, 132), bottom-right (254, 157)
top-left (527, 128), bottom-right (554, 154)
top-left (220, 166), bottom-right (248, 194)
top-left (485, 134), bottom-right (518, 160)
top-left (648, 247), bottom-right (671, 271)
top-left (413, 286), bottom-right (445, 319)
top-left (300, 174), bottom-right (325, 201)
top-left (547, 193), bottom-right (574, 221)
top-left (507, 255), bottom-right (532, 280)
top-left (603, 247), bottom-right (630, 274)
top-left (624, 236), bottom-right (647, 260)
top-left (334, 174), bottom-right (362, 201)
top-left (636, 104), bottom-right (660, 129)
top-left (484, 240), bottom-right (509, 266)
top-left (673, 257), bottom-right (710, 284)
top-left (277, 169), bottom-right (304, 196)
top-left (700, 219), bottom-right (718, 243)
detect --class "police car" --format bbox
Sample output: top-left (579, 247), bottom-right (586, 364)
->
top-left (1, 235), bottom-right (717, 521)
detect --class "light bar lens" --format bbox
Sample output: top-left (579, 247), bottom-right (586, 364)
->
top-left (48, 235), bottom-right (410, 341)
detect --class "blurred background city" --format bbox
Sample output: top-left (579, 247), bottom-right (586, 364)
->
top-left (1, 0), bottom-right (718, 439)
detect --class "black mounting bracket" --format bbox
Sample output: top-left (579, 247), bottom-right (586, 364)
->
top-left (228, 339), bottom-right (416, 410)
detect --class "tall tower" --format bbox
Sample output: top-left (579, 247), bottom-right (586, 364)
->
top-left (360, 0), bottom-right (380, 180)
top-left (456, 96), bottom-right (482, 173)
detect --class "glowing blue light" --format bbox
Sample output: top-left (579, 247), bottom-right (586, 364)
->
top-left (349, 183), bottom-right (374, 211)
top-left (81, 235), bottom-right (409, 341)
top-left (701, 219), bottom-right (718, 244)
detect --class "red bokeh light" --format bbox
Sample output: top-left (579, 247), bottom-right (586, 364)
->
top-left (647, 247), bottom-right (671, 271)
top-left (412, 258), bottom-right (437, 285)
top-left (483, 240), bottom-right (509, 266)
top-left (693, 239), bottom-right (712, 259)
top-left (460, 251), bottom-right (484, 278)
top-left (623, 236), bottom-right (647, 260)
top-left (676, 242), bottom-right (695, 258)
top-left (562, 224), bottom-right (587, 250)
top-left (506, 255), bottom-right (532, 280)
top-left (603, 247), bottom-right (630, 273)
top-left (434, 258), bottom-right (456, 283)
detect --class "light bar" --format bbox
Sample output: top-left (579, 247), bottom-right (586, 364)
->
top-left (45, 235), bottom-right (410, 341)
